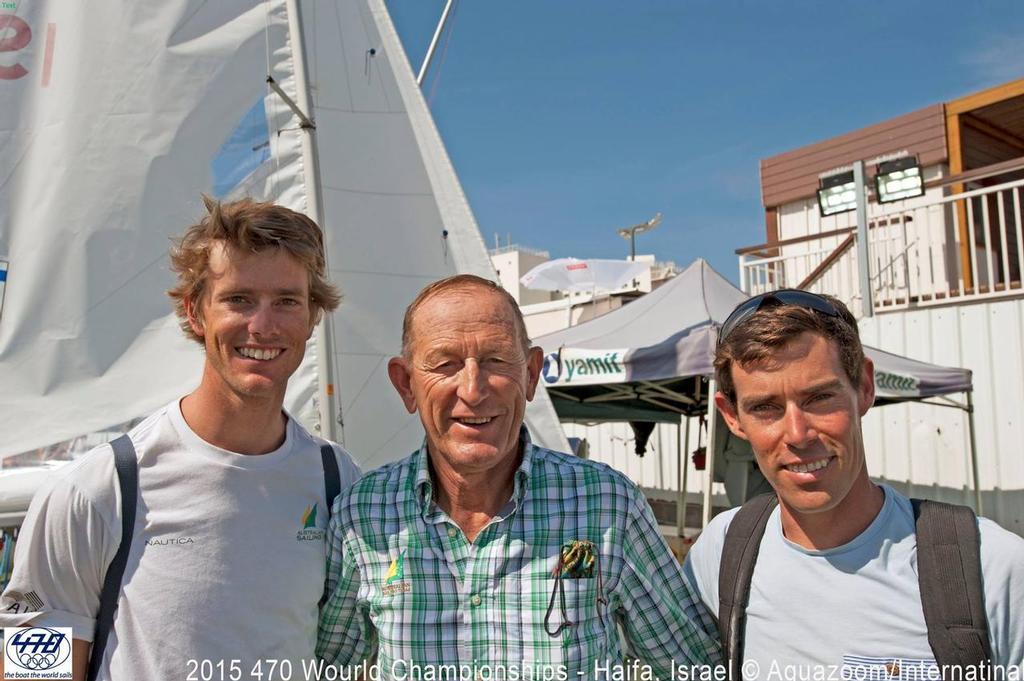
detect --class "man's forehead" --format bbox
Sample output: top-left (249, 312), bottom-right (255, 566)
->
top-left (204, 241), bottom-right (308, 289)
top-left (415, 286), bottom-right (513, 321)
top-left (731, 333), bottom-right (844, 381)
top-left (409, 287), bottom-right (521, 350)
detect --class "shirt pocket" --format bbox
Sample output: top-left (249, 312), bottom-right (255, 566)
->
top-left (557, 577), bottom-right (610, 673)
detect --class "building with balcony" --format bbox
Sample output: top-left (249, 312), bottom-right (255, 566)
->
top-left (736, 77), bottom-right (1024, 533)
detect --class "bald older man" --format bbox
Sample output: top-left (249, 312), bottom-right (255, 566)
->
top-left (317, 274), bottom-right (722, 679)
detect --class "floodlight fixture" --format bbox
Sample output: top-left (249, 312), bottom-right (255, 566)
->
top-left (616, 212), bottom-right (662, 260)
top-left (817, 170), bottom-right (856, 217)
top-left (875, 156), bottom-right (924, 203)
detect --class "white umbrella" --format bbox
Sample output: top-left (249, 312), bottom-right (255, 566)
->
top-left (520, 258), bottom-right (649, 293)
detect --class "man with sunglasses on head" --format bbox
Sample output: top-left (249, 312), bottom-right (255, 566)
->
top-left (682, 290), bottom-right (1024, 679)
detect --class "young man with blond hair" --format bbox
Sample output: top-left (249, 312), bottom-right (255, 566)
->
top-left (0, 198), bottom-right (361, 680)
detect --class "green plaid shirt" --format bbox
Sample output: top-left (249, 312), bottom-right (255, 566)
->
top-left (317, 433), bottom-right (722, 678)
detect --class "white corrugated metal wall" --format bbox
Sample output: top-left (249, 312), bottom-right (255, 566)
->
top-left (858, 298), bottom-right (1024, 536)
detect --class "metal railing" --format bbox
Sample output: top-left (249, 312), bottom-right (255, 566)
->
top-left (488, 243), bottom-right (550, 258)
top-left (739, 177), bottom-right (1024, 316)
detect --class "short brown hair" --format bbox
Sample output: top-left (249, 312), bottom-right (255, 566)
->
top-left (714, 293), bottom-right (864, 403)
top-left (401, 274), bottom-right (530, 357)
top-left (168, 196), bottom-right (342, 343)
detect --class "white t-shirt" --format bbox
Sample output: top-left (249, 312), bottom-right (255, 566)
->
top-left (683, 485), bottom-right (1024, 675)
top-left (0, 400), bottom-right (361, 680)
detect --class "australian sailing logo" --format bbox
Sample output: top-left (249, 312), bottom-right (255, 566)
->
top-left (542, 348), bottom-right (628, 386)
top-left (296, 504), bottom-right (325, 542)
top-left (382, 550), bottom-right (411, 596)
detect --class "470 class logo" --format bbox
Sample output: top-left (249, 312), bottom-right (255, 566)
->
top-left (4, 626), bottom-right (73, 674)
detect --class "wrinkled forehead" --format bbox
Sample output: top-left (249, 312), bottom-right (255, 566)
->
top-left (409, 286), bottom-right (522, 349)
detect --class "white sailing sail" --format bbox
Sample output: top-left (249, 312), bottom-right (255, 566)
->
top-left (0, 0), bottom-right (567, 467)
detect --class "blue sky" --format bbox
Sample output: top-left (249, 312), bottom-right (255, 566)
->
top-left (388, 1), bottom-right (1024, 283)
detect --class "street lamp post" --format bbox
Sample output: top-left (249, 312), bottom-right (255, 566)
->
top-left (616, 213), bottom-right (662, 261)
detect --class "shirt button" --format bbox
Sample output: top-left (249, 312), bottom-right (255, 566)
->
top-left (448, 527), bottom-right (458, 538)
top-left (470, 594), bottom-right (482, 607)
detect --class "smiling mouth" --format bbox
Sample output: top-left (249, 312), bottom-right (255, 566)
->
top-left (784, 457), bottom-right (833, 474)
top-left (454, 417), bottom-right (493, 426)
top-left (236, 347), bottom-right (283, 361)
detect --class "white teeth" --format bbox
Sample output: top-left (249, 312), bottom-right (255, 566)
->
top-left (787, 458), bottom-right (831, 474)
top-left (458, 417), bottom-right (491, 425)
top-left (238, 347), bottom-right (282, 361)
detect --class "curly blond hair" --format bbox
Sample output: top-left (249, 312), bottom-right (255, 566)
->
top-left (167, 196), bottom-right (342, 343)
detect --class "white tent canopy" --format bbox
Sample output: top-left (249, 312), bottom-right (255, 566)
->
top-left (536, 259), bottom-right (979, 524)
top-left (537, 259), bottom-right (972, 401)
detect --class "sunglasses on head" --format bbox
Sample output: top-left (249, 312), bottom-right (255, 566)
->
top-left (718, 289), bottom-right (842, 347)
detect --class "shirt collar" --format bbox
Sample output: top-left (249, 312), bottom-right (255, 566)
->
top-left (413, 426), bottom-right (535, 516)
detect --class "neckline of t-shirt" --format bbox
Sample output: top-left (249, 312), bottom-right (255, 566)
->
top-left (167, 398), bottom-right (299, 469)
top-left (774, 484), bottom-right (896, 557)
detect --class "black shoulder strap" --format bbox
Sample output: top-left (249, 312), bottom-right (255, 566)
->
top-left (318, 444), bottom-right (342, 610)
top-left (320, 444), bottom-right (341, 520)
top-left (911, 498), bottom-right (993, 672)
top-left (718, 493), bottom-right (777, 681)
top-left (87, 435), bottom-right (138, 681)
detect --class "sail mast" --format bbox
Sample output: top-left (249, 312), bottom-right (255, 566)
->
top-left (282, 0), bottom-right (341, 443)
top-left (416, 0), bottom-right (456, 86)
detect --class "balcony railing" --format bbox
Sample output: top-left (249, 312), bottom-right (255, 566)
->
top-left (739, 176), bottom-right (1024, 316)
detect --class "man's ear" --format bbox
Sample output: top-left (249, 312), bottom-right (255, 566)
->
top-left (858, 356), bottom-right (876, 416)
top-left (524, 346), bottom-right (544, 401)
top-left (184, 296), bottom-right (205, 338)
top-left (714, 391), bottom-right (749, 441)
top-left (387, 357), bottom-right (417, 414)
top-left (308, 304), bottom-right (322, 340)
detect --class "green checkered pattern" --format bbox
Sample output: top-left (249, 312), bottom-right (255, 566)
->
top-left (317, 434), bottom-right (722, 678)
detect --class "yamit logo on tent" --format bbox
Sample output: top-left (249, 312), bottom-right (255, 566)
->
top-left (3, 626), bottom-right (73, 678)
top-left (543, 348), bottom-right (628, 386)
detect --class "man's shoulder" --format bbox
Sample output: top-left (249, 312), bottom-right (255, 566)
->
top-left (20, 407), bottom-right (168, 538)
top-left (531, 446), bottom-right (639, 492)
top-left (688, 505), bottom-right (742, 563)
top-left (977, 514), bottom-right (1024, 578)
top-left (294, 424), bottom-right (363, 485)
top-left (40, 409), bottom-right (166, 503)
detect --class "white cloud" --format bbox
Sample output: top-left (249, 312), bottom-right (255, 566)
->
top-left (961, 34), bottom-right (1024, 87)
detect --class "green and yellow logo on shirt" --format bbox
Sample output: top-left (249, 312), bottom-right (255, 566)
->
top-left (382, 550), bottom-right (411, 596)
top-left (296, 504), bottom-right (325, 542)
top-left (302, 504), bottom-right (318, 529)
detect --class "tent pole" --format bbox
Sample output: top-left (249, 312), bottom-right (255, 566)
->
top-left (677, 416), bottom-right (691, 537)
top-left (702, 378), bottom-right (718, 528)
top-left (966, 390), bottom-right (982, 515)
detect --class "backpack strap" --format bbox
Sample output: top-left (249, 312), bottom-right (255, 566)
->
top-left (718, 493), bottom-right (777, 681)
top-left (318, 444), bottom-right (342, 610)
top-left (911, 498), bottom-right (993, 673)
top-left (86, 435), bottom-right (138, 681)
top-left (320, 444), bottom-right (341, 520)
